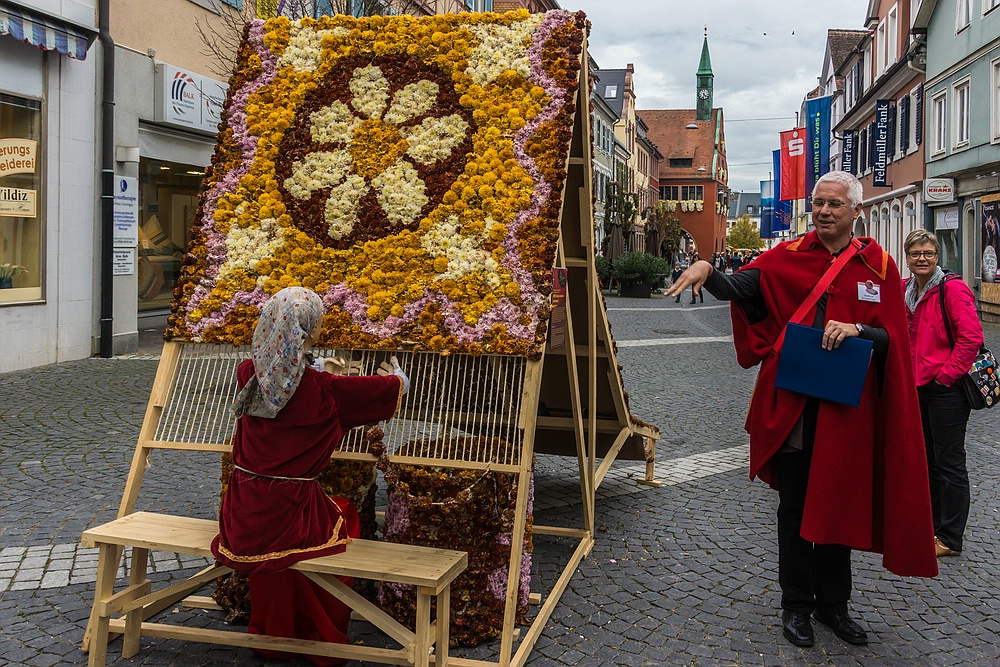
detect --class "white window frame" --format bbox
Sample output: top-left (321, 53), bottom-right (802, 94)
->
top-left (887, 5), bottom-right (898, 68)
top-left (953, 76), bottom-right (971, 149)
top-left (877, 20), bottom-right (887, 75)
top-left (604, 85), bottom-right (617, 98)
top-left (957, 0), bottom-right (971, 31)
top-left (908, 84), bottom-right (921, 154)
top-left (931, 89), bottom-right (948, 156)
top-left (992, 57), bottom-right (1000, 143)
top-left (985, 0), bottom-right (1000, 15)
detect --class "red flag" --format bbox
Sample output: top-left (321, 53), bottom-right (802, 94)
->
top-left (779, 128), bottom-right (807, 200)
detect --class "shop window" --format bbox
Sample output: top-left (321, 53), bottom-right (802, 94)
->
top-left (137, 157), bottom-right (205, 313)
top-left (0, 93), bottom-right (43, 304)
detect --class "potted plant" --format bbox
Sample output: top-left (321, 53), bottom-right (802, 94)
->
top-left (0, 263), bottom-right (26, 289)
top-left (612, 252), bottom-right (671, 298)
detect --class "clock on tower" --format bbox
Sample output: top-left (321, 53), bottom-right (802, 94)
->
top-left (698, 89), bottom-right (710, 99)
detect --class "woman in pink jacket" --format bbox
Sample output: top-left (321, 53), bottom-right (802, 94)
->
top-left (903, 229), bottom-right (983, 558)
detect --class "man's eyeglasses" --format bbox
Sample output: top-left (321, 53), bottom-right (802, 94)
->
top-left (907, 251), bottom-right (938, 259)
top-left (811, 199), bottom-right (848, 209)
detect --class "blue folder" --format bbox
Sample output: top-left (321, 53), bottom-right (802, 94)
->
top-left (774, 323), bottom-right (874, 408)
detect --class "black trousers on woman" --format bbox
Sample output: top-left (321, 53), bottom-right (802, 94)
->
top-left (775, 400), bottom-right (852, 614)
top-left (918, 382), bottom-right (971, 553)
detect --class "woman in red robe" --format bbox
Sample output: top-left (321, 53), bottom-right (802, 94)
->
top-left (212, 286), bottom-right (407, 666)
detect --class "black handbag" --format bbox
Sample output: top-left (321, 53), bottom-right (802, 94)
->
top-left (938, 276), bottom-right (999, 409)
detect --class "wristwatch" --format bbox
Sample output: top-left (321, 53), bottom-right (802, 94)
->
top-left (855, 323), bottom-right (864, 335)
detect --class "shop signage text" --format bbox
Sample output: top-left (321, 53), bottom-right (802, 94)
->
top-left (0, 139), bottom-right (37, 178)
top-left (0, 187), bottom-right (37, 217)
top-left (154, 63), bottom-right (227, 135)
top-left (113, 176), bottom-right (139, 247)
top-left (924, 178), bottom-right (956, 203)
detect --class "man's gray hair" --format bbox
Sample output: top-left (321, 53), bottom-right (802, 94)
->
top-left (812, 171), bottom-right (864, 208)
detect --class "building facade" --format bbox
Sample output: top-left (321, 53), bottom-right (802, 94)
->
top-left (0, 0), bottom-right (98, 372)
top-left (916, 0), bottom-right (1000, 320)
top-left (835, 0), bottom-right (926, 268)
top-left (590, 70), bottom-right (621, 253)
top-left (640, 35), bottom-right (729, 258)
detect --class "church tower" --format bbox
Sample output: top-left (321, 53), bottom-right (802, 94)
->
top-left (696, 27), bottom-right (713, 121)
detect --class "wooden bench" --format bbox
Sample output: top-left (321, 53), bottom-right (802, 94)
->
top-left (82, 512), bottom-right (467, 667)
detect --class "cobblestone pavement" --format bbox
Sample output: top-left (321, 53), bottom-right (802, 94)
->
top-left (2, 292), bottom-right (999, 666)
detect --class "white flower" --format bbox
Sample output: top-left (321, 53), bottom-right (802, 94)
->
top-left (465, 16), bottom-right (543, 86)
top-left (217, 211), bottom-right (285, 284)
top-left (283, 65), bottom-right (469, 241)
top-left (277, 25), bottom-right (349, 73)
top-left (422, 214), bottom-right (503, 288)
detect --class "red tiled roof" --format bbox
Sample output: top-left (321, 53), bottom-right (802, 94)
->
top-left (637, 108), bottom-right (719, 181)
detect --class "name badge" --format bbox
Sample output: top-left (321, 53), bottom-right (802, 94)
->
top-left (858, 280), bottom-right (881, 303)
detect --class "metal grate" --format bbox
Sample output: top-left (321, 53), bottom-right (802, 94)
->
top-left (154, 345), bottom-right (526, 467)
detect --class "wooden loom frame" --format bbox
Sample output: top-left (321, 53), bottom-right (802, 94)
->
top-left (83, 40), bottom-right (659, 667)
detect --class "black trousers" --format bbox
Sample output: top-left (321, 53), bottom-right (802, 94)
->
top-left (775, 403), bottom-right (852, 614)
top-left (918, 382), bottom-right (971, 552)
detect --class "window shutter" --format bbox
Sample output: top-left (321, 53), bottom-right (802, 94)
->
top-left (888, 105), bottom-right (897, 160)
top-left (853, 61), bottom-right (861, 101)
top-left (915, 84), bottom-right (924, 145)
top-left (859, 128), bottom-right (867, 172)
top-left (900, 95), bottom-right (910, 153)
top-left (868, 120), bottom-right (877, 168)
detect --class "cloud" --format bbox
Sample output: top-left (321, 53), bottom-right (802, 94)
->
top-left (566, 0), bottom-right (871, 192)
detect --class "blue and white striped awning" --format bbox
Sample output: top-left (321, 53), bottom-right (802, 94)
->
top-left (0, 2), bottom-right (96, 60)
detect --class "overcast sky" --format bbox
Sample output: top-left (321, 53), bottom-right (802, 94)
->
top-left (562, 0), bottom-right (872, 194)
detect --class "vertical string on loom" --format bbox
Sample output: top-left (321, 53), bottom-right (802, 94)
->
top-left (467, 355), bottom-right (483, 462)
top-left (162, 347), bottom-right (195, 443)
top-left (197, 347), bottom-right (222, 444)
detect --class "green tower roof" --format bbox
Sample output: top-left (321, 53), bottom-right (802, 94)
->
top-left (697, 35), bottom-right (713, 76)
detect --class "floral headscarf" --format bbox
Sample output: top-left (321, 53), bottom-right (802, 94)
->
top-left (231, 287), bottom-right (325, 418)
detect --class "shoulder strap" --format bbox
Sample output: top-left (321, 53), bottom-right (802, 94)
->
top-left (939, 275), bottom-right (955, 350)
top-left (773, 237), bottom-right (863, 353)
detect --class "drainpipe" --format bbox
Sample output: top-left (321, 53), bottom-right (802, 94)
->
top-left (98, 0), bottom-right (115, 358)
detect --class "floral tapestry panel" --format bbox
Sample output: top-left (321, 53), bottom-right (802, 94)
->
top-left (165, 10), bottom-right (587, 358)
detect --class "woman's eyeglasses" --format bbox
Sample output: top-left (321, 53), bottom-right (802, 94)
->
top-left (907, 251), bottom-right (938, 259)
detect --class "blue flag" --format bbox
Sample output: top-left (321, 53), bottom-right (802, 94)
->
top-left (760, 180), bottom-right (775, 239)
top-left (772, 149), bottom-right (791, 232)
top-left (805, 96), bottom-right (832, 210)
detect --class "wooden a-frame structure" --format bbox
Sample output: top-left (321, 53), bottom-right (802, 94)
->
top-left (82, 38), bottom-right (659, 667)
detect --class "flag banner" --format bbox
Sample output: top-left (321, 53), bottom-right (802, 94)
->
top-left (760, 180), bottom-right (775, 239)
top-left (874, 100), bottom-right (890, 187)
top-left (779, 128), bottom-right (806, 200)
top-left (772, 150), bottom-right (791, 232)
top-left (805, 96), bottom-right (832, 207)
top-left (841, 130), bottom-right (856, 174)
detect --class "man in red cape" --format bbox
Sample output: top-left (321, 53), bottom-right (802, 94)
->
top-left (668, 171), bottom-right (936, 648)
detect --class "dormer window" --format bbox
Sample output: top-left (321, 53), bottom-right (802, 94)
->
top-left (670, 158), bottom-right (693, 168)
top-left (604, 85), bottom-right (617, 98)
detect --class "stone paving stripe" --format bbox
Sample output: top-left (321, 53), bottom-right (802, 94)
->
top-left (616, 335), bottom-right (734, 347)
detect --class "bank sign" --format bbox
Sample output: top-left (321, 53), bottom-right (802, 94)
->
top-left (154, 64), bottom-right (227, 134)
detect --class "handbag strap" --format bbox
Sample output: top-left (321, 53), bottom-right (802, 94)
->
top-left (773, 237), bottom-right (863, 354)
top-left (938, 275), bottom-right (956, 350)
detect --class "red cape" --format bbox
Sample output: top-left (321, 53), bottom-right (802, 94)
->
top-left (731, 233), bottom-right (937, 578)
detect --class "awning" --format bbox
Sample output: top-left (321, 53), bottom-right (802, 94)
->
top-left (0, 2), bottom-right (96, 60)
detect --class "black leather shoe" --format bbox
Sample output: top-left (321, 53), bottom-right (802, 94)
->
top-left (781, 610), bottom-right (814, 647)
top-left (814, 610), bottom-right (868, 645)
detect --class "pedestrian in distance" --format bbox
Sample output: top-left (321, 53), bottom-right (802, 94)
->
top-left (902, 229), bottom-right (983, 558)
top-left (665, 171), bottom-right (937, 648)
top-left (212, 286), bottom-right (409, 666)
top-left (671, 262), bottom-right (683, 303)
top-left (730, 253), bottom-right (743, 272)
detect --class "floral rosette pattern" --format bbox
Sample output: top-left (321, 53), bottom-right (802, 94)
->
top-left (165, 10), bottom-right (587, 358)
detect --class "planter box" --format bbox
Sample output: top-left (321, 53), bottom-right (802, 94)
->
top-left (619, 283), bottom-right (651, 298)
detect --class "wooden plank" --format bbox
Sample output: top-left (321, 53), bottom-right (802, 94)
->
top-left (531, 525), bottom-right (588, 539)
top-left (301, 570), bottom-right (416, 650)
top-left (122, 548), bottom-right (149, 659)
top-left (141, 440), bottom-right (230, 452)
top-left (510, 536), bottom-right (594, 667)
top-left (435, 586), bottom-right (451, 667)
top-left (181, 595), bottom-right (222, 611)
top-left (121, 564), bottom-right (231, 616)
top-left (86, 543), bottom-right (119, 667)
top-left (594, 427), bottom-right (633, 489)
top-left (84, 513), bottom-right (467, 590)
top-left (106, 619), bottom-right (413, 665)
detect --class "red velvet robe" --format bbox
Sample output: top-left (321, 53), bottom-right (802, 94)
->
top-left (212, 361), bottom-right (403, 665)
top-left (731, 233), bottom-right (937, 578)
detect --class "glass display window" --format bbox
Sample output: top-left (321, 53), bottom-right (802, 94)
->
top-left (137, 157), bottom-right (204, 312)
top-left (0, 93), bottom-right (43, 304)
